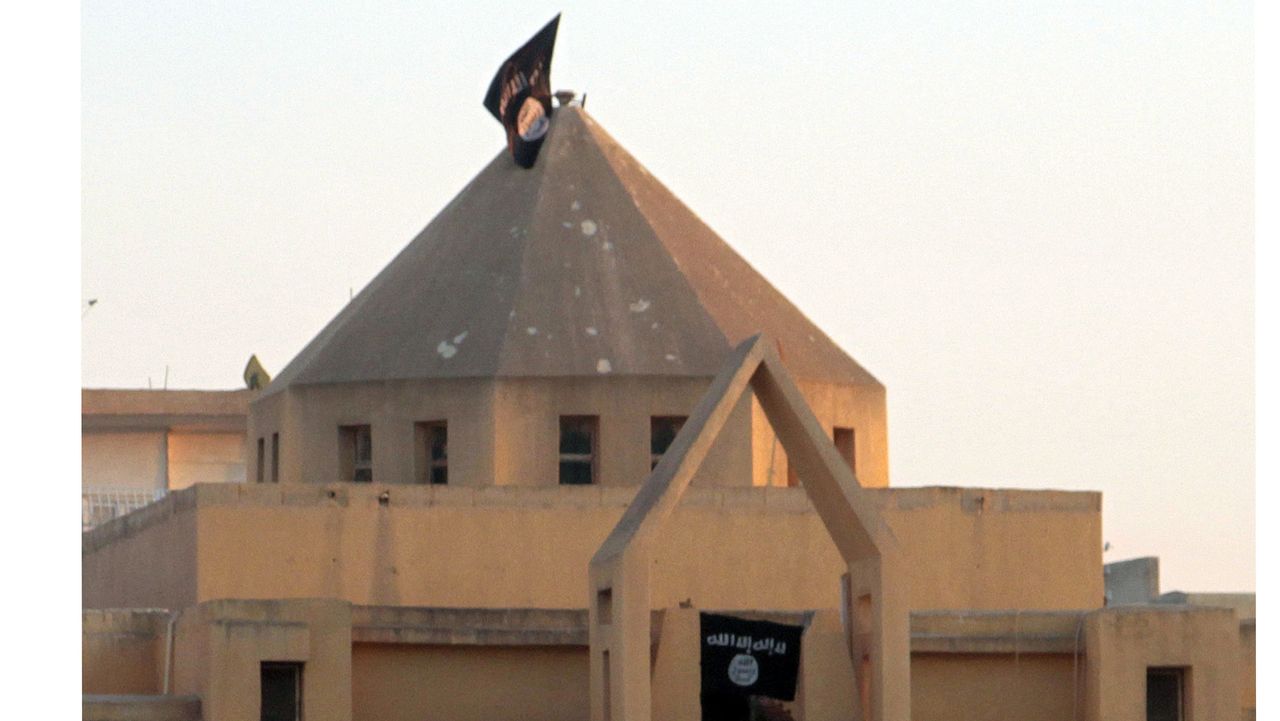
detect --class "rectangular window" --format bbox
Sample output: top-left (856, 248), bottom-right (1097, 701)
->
top-left (339, 425), bottom-right (373, 483)
top-left (271, 433), bottom-right (280, 483)
top-left (256, 437), bottom-right (265, 483)
top-left (1147, 667), bottom-right (1185, 721)
top-left (834, 426), bottom-right (856, 474)
top-left (650, 416), bottom-right (687, 470)
top-left (415, 421), bottom-right (448, 485)
top-left (559, 416), bottom-right (598, 485)
top-left (260, 662), bottom-right (302, 721)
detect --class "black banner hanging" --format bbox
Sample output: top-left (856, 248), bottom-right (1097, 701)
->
top-left (700, 612), bottom-right (803, 708)
top-left (483, 15), bottom-right (560, 169)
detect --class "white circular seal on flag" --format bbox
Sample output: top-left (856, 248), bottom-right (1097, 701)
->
top-left (727, 653), bottom-right (759, 687)
top-left (517, 97), bottom-right (549, 141)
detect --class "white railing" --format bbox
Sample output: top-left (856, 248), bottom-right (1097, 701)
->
top-left (82, 486), bottom-right (168, 531)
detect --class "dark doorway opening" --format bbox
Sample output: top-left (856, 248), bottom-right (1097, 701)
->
top-left (261, 662), bottom-right (303, 721)
top-left (1147, 667), bottom-right (1185, 721)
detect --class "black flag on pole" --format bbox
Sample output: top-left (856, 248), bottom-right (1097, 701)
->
top-left (483, 15), bottom-right (560, 168)
top-left (700, 612), bottom-right (803, 711)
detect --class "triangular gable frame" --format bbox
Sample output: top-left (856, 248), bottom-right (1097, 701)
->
top-left (587, 334), bottom-right (911, 721)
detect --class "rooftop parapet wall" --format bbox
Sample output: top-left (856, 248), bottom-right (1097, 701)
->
top-left (84, 483), bottom-right (1101, 612)
top-left (83, 389), bottom-right (255, 433)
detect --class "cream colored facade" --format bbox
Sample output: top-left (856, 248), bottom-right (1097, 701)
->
top-left (81, 106), bottom-right (1253, 720)
top-left (82, 389), bottom-right (254, 529)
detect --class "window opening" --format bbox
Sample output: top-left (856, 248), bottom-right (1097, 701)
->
top-left (415, 421), bottom-right (448, 485)
top-left (340, 425), bottom-right (373, 483)
top-left (256, 437), bottom-right (265, 483)
top-left (271, 432), bottom-right (280, 483)
top-left (559, 416), bottom-right (598, 485)
top-left (649, 416), bottom-right (687, 470)
top-left (833, 426), bottom-right (856, 474)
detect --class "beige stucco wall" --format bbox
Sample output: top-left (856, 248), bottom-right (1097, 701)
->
top-left (82, 430), bottom-right (167, 489)
top-left (83, 484), bottom-right (1101, 616)
top-left (1084, 606), bottom-right (1240, 721)
top-left (168, 431), bottom-right (246, 489)
top-left (752, 381), bottom-right (888, 489)
top-left (83, 609), bottom-right (168, 695)
top-left (910, 653), bottom-right (1076, 721)
top-left (248, 375), bottom-right (888, 490)
top-left (491, 377), bottom-right (752, 488)
top-left (876, 487), bottom-right (1103, 611)
top-left (352, 643), bottom-right (588, 721)
top-left (172, 599), bottom-right (351, 721)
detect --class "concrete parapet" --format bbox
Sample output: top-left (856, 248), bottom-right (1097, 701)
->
top-left (83, 695), bottom-right (201, 721)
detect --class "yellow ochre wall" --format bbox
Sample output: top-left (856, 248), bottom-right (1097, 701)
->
top-left (83, 484), bottom-right (1101, 614)
top-left (83, 609), bottom-right (168, 695)
top-left (352, 644), bottom-right (589, 721)
top-left (246, 376), bottom-right (889, 490)
top-left (1084, 606), bottom-right (1241, 721)
top-left (910, 653), bottom-right (1077, 721)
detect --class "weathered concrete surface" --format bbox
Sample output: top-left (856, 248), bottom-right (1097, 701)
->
top-left (1104, 556), bottom-right (1159, 604)
top-left (1156, 590), bottom-right (1256, 619)
top-left (910, 610), bottom-right (1086, 654)
top-left (82, 695), bottom-right (201, 721)
top-left (263, 107), bottom-right (876, 392)
top-left (83, 389), bottom-right (253, 433)
top-left (83, 609), bottom-right (171, 695)
top-left (171, 599), bottom-right (351, 721)
top-left (84, 483), bottom-right (1102, 615)
top-left (1084, 605), bottom-right (1240, 721)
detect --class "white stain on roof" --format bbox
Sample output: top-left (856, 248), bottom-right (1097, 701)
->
top-left (571, 200), bottom-right (581, 211)
top-left (665, 354), bottom-right (677, 362)
top-left (509, 226), bottom-right (520, 236)
top-left (436, 340), bottom-right (457, 359)
top-left (585, 327), bottom-right (598, 336)
top-left (629, 299), bottom-right (651, 313)
top-left (651, 322), bottom-right (660, 330)
top-left (574, 286), bottom-right (581, 298)
top-left (581, 219), bottom-right (598, 236)
top-left (526, 327), bottom-right (538, 336)
top-left (596, 358), bottom-right (612, 374)
top-left (562, 221), bottom-right (573, 229)
top-left (453, 331), bottom-right (468, 344)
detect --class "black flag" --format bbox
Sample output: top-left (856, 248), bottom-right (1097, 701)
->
top-left (700, 612), bottom-right (803, 713)
top-left (483, 15), bottom-right (560, 168)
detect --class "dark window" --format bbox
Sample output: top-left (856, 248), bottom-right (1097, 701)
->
top-left (415, 421), bottom-right (448, 485)
top-left (339, 425), bottom-right (373, 483)
top-left (261, 662), bottom-right (302, 721)
top-left (271, 433), bottom-right (280, 483)
top-left (256, 437), bottom-right (265, 483)
top-left (650, 416), bottom-right (687, 470)
top-left (1147, 667), bottom-right (1185, 721)
top-left (559, 416), bottom-right (598, 485)
top-left (834, 426), bottom-right (856, 474)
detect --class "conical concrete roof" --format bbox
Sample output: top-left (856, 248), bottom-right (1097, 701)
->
top-left (266, 107), bottom-right (879, 394)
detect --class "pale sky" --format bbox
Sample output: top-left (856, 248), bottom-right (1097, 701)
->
top-left (81, 1), bottom-right (1254, 592)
